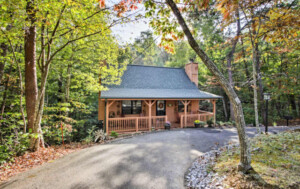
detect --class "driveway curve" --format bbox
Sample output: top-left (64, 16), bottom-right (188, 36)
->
top-left (0, 127), bottom-right (294, 189)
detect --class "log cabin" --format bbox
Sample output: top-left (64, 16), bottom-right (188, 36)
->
top-left (98, 62), bottom-right (221, 133)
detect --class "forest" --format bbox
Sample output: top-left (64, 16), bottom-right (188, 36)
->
top-left (0, 0), bottom-right (299, 174)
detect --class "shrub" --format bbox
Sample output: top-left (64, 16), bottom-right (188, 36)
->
top-left (94, 129), bottom-right (106, 143)
top-left (0, 113), bottom-right (30, 165)
top-left (43, 123), bottom-right (73, 145)
top-left (110, 131), bottom-right (118, 138)
top-left (0, 132), bottom-right (29, 165)
top-left (199, 121), bottom-right (206, 127)
top-left (207, 119), bottom-right (214, 127)
top-left (82, 126), bottom-right (97, 144)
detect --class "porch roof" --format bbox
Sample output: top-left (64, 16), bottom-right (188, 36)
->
top-left (101, 65), bottom-right (222, 99)
top-left (100, 88), bottom-right (220, 99)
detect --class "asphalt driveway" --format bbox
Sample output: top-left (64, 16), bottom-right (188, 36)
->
top-left (0, 126), bottom-right (295, 189)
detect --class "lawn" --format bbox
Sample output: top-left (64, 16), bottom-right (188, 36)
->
top-left (213, 130), bottom-right (300, 189)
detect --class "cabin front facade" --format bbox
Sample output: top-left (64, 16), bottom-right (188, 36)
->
top-left (98, 62), bottom-right (221, 134)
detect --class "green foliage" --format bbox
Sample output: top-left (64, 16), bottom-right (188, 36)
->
top-left (0, 113), bottom-right (30, 164)
top-left (43, 124), bottom-right (73, 145)
top-left (128, 30), bottom-right (169, 66)
top-left (110, 131), bottom-right (118, 138)
top-left (207, 119), bottom-right (214, 127)
top-left (215, 131), bottom-right (300, 188)
top-left (81, 126), bottom-right (99, 144)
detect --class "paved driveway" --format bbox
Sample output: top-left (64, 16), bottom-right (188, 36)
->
top-left (0, 127), bottom-right (295, 189)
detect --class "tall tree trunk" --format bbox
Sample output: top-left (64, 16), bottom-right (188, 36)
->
top-left (247, 1), bottom-right (261, 133)
top-left (227, 50), bottom-right (235, 121)
top-left (297, 96), bottom-right (300, 117)
top-left (222, 96), bottom-right (228, 121)
top-left (65, 64), bottom-right (72, 102)
top-left (255, 44), bottom-right (266, 127)
top-left (58, 71), bottom-right (63, 102)
top-left (166, 0), bottom-right (252, 173)
top-left (240, 33), bottom-right (251, 92)
top-left (227, 9), bottom-right (241, 122)
top-left (289, 94), bottom-right (297, 117)
top-left (25, 0), bottom-right (42, 151)
top-left (0, 43), bottom-right (8, 83)
top-left (0, 65), bottom-right (13, 118)
top-left (31, 68), bottom-right (49, 149)
top-left (251, 43), bottom-right (260, 131)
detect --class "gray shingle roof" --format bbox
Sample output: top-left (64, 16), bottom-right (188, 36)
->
top-left (101, 65), bottom-right (221, 99)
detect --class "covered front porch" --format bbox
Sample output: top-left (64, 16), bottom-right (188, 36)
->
top-left (102, 99), bottom-right (217, 134)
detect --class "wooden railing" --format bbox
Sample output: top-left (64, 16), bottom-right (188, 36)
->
top-left (151, 116), bottom-right (167, 130)
top-left (180, 113), bottom-right (213, 128)
top-left (138, 117), bottom-right (149, 131)
top-left (107, 116), bottom-right (167, 133)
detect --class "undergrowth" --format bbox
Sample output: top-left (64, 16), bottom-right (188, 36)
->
top-left (214, 130), bottom-right (300, 189)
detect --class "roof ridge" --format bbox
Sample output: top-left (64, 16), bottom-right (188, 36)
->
top-left (128, 64), bottom-right (183, 70)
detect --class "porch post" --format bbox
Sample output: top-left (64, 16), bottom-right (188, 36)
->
top-left (144, 100), bottom-right (156, 131)
top-left (136, 117), bottom-right (138, 132)
top-left (105, 100), bottom-right (108, 133)
top-left (104, 99), bottom-right (107, 133)
top-left (148, 101), bottom-right (152, 131)
top-left (212, 99), bottom-right (216, 126)
top-left (181, 100), bottom-right (191, 128)
top-left (184, 102), bottom-right (187, 128)
top-left (106, 100), bottom-right (115, 134)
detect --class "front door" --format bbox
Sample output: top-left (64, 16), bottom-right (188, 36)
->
top-left (156, 100), bottom-right (166, 116)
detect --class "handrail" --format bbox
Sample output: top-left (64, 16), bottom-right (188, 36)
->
top-left (180, 113), bottom-right (214, 128)
top-left (198, 110), bottom-right (213, 114)
top-left (107, 115), bottom-right (167, 133)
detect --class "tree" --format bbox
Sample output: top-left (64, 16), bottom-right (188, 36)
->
top-left (130, 30), bottom-right (168, 66)
top-left (22, 0), bottom-right (127, 151)
top-left (164, 0), bottom-right (252, 173)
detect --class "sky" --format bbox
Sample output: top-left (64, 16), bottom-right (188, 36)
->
top-left (111, 17), bottom-right (151, 44)
top-left (106, 0), bottom-right (152, 45)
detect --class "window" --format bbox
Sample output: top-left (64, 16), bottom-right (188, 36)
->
top-left (122, 100), bottom-right (142, 114)
top-left (178, 101), bottom-right (184, 112)
top-left (178, 101), bottom-right (191, 112)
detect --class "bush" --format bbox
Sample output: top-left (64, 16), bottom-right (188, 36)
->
top-left (82, 126), bottom-right (97, 144)
top-left (43, 123), bottom-right (73, 145)
top-left (0, 132), bottom-right (29, 165)
top-left (0, 113), bottom-right (30, 165)
top-left (199, 121), bottom-right (206, 127)
top-left (94, 129), bottom-right (106, 143)
top-left (207, 119), bottom-right (214, 127)
top-left (110, 131), bottom-right (118, 138)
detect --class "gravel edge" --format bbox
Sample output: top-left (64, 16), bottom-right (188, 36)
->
top-left (184, 143), bottom-right (239, 189)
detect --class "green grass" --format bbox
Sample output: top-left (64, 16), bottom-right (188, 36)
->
top-left (214, 130), bottom-right (300, 189)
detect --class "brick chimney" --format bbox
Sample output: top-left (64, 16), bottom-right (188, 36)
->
top-left (185, 59), bottom-right (198, 86)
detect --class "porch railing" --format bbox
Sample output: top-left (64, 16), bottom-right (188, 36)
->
top-left (151, 116), bottom-right (167, 130)
top-left (107, 115), bottom-right (167, 133)
top-left (180, 113), bottom-right (214, 127)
